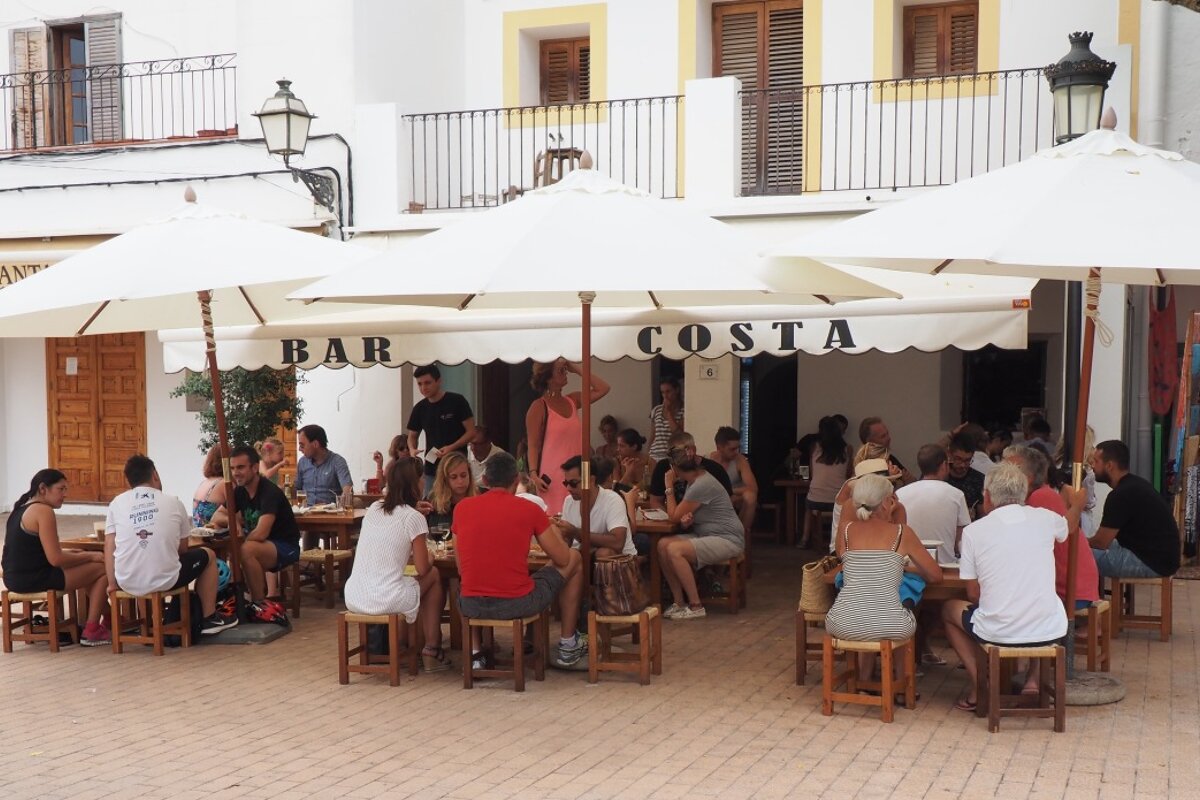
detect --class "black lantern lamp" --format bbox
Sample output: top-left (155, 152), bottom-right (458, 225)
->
top-left (1044, 32), bottom-right (1117, 145)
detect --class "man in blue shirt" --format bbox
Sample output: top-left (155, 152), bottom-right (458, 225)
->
top-left (295, 424), bottom-right (353, 507)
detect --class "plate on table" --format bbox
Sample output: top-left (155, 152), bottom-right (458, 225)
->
top-left (190, 527), bottom-right (218, 539)
top-left (641, 509), bottom-right (669, 521)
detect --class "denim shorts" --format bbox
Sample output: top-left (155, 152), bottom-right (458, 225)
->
top-left (458, 564), bottom-right (565, 620)
top-left (271, 540), bottom-right (301, 570)
top-left (1091, 540), bottom-right (1163, 579)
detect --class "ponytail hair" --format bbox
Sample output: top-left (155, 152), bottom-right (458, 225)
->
top-left (15, 468), bottom-right (67, 509)
top-left (851, 474), bottom-right (893, 520)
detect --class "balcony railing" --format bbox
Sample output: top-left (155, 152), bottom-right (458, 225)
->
top-left (405, 96), bottom-right (683, 211)
top-left (0, 53), bottom-right (237, 151)
top-left (738, 67), bottom-right (1052, 195)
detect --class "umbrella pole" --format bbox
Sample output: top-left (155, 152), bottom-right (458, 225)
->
top-left (197, 291), bottom-right (243, 587)
top-left (579, 293), bottom-right (595, 608)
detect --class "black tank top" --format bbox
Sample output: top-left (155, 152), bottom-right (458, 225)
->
top-left (2, 503), bottom-right (53, 577)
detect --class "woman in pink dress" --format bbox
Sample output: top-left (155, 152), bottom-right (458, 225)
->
top-left (525, 358), bottom-right (610, 515)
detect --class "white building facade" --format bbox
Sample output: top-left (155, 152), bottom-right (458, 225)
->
top-left (0, 0), bottom-right (1196, 510)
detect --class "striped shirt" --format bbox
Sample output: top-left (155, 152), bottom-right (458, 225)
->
top-left (648, 404), bottom-right (683, 462)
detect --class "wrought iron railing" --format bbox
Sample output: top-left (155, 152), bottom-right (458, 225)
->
top-left (738, 67), bottom-right (1052, 195)
top-left (0, 53), bottom-right (237, 151)
top-left (405, 96), bottom-right (683, 210)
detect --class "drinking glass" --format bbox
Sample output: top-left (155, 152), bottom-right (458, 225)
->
top-left (296, 490), bottom-right (307, 507)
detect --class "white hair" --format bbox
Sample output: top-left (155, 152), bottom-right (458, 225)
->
top-left (851, 474), bottom-right (893, 520)
top-left (985, 462), bottom-right (1029, 508)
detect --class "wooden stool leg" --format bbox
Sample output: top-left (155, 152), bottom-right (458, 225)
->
top-left (181, 591), bottom-right (192, 648)
top-left (534, 611), bottom-right (547, 681)
top-left (651, 610), bottom-right (663, 675)
top-left (323, 555), bottom-right (336, 609)
top-left (1110, 577), bottom-right (1124, 637)
top-left (110, 592), bottom-right (122, 654)
top-left (45, 591), bottom-right (60, 654)
top-left (821, 635), bottom-right (834, 716)
top-left (1161, 579), bottom-right (1172, 641)
top-left (2, 594), bottom-right (12, 653)
top-left (152, 594), bottom-right (165, 656)
top-left (880, 642), bottom-right (895, 723)
top-left (987, 647), bottom-right (1002, 732)
top-left (637, 612), bottom-right (651, 685)
top-left (462, 617), bottom-right (474, 689)
top-left (338, 615), bottom-right (350, 684)
top-left (513, 619), bottom-right (526, 692)
top-left (587, 611), bottom-right (599, 684)
top-left (1054, 646), bottom-right (1067, 732)
top-left (387, 615), bottom-right (401, 686)
top-left (1099, 608), bottom-right (1111, 672)
top-left (796, 611), bottom-right (805, 685)
top-left (905, 640), bottom-right (916, 709)
top-left (1087, 607), bottom-right (1099, 672)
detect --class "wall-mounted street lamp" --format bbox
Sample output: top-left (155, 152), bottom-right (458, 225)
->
top-left (1044, 32), bottom-right (1117, 145)
top-left (254, 79), bottom-right (335, 212)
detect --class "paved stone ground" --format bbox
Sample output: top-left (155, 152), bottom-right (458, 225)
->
top-left (0, 513), bottom-right (1195, 799)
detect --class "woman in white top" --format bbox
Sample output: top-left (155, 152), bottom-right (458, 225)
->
top-left (344, 458), bottom-right (451, 671)
top-left (803, 417), bottom-right (853, 548)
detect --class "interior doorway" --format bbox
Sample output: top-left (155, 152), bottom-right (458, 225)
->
top-left (746, 353), bottom-right (798, 503)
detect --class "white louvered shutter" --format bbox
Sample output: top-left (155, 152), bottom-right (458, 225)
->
top-left (85, 15), bottom-right (122, 142)
top-left (10, 26), bottom-right (47, 149)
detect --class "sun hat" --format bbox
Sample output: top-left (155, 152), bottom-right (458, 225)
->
top-left (854, 458), bottom-right (891, 478)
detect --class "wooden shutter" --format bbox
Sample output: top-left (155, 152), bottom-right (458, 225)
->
top-left (10, 26), bottom-right (48, 149)
top-left (714, 1), bottom-right (803, 194)
top-left (85, 14), bottom-right (122, 142)
top-left (904, 2), bottom-right (977, 79)
top-left (764, 3), bottom-right (804, 192)
top-left (539, 37), bottom-right (589, 105)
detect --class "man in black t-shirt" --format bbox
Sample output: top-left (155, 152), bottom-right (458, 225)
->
top-left (648, 431), bottom-right (733, 508)
top-left (947, 434), bottom-right (986, 518)
top-left (1089, 439), bottom-right (1180, 578)
top-left (406, 364), bottom-right (476, 491)
top-left (230, 445), bottom-right (301, 624)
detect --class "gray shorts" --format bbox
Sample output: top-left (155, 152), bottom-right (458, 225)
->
top-left (687, 535), bottom-right (744, 568)
top-left (458, 564), bottom-right (565, 620)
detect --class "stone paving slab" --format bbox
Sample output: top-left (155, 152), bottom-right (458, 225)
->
top-left (0, 513), bottom-right (1196, 798)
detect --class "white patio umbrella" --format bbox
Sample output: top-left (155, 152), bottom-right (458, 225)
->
top-left (0, 189), bottom-right (372, 581)
top-left (292, 169), bottom-right (899, 593)
top-left (773, 122), bottom-right (1200, 628)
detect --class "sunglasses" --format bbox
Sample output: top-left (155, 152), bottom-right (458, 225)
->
top-left (562, 479), bottom-right (582, 488)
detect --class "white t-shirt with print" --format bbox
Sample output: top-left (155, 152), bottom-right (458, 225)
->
top-left (561, 487), bottom-right (636, 556)
top-left (896, 479), bottom-right (971, 564)
top-left (106, 486), bottom-right (191, 596)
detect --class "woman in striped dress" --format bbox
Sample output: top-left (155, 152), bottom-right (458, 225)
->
top-left (825, 475), bottom-right (942, 644)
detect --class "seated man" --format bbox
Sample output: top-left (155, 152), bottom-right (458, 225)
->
top-left (230, 445), bottom-right (301, 624)
top-left (467, 424), bottom-right (507, 486)
top-left (454, 452), bottom-right (585, 669)
top-left (105, 454), bottom-right (237, 635)
top-left (941, 463), bottom-right (1068, 711)
top-left (648, 431), bottom-right (732, 510)
top-left (946, 432), bottom-right (986, 519)
top-left (1089, 439), bottom-right (1180, 579)
top-left (295, 424), bottom-right (353, 507)
top-left (896, 444), bottom-right (970, 565)
top-left (709, 426), bottom-right (759, 537)
top-left (556, 456), bottom-right (637, 558)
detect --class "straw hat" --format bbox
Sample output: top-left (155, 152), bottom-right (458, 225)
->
top-left (854, 458), bottom-right (891, 478)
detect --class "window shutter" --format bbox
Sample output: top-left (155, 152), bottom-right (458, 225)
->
top-left (85, 15), bottom-right (122, 142)
top-left (540, 41), bottom-right (571, 105)
top-left (714, 4), bottom-right (764, 193)
top-left (946, 4), bottom-right (977, 74)
top-left (10, 26), bottom-right (47, 149)
top-left (577, 43), bottom-right (590, 102)
top-left (904, 6), bottom-right (943, 79)
top-left (764, 2), bottom-right (804, 191)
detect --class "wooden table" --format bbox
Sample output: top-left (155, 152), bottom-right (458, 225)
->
top-left (433, 551), bottom-right (550, 651)
top-left (60, 535), bottom-right (229, 556)
top-left (295, 508), bottom-right (365, 550)
top-left (634, 517), bottom-right (680, 608)
top-left (773, 479), bottom-right (811, 546)
top-left (921, 567), bottom-right (969, 601)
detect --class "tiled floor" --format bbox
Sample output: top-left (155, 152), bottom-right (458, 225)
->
top-left (0, 514), bottom-right (1195, 799)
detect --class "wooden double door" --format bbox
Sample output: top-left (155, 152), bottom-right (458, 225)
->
top-left (46, 333), bottom-right (147, 503)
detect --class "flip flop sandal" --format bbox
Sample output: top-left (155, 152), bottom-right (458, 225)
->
top-left (954, 696), bottom-right (977, 712)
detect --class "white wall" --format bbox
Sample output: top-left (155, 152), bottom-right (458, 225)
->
top-left (1163, 3), bottom-right (1200, 160)
top-left (145, 340), bottom-right (204, 505)
top-left (0, 340), bottom-right (50, 512)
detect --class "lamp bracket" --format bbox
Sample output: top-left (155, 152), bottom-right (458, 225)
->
top-left (292, 168), bottom-right (336, 212)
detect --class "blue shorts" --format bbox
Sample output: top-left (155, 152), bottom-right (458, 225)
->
top-left (271, 540), bottom-right (301, 570)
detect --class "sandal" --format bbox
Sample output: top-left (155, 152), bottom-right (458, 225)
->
top-left (954, 696), bottom-right (977, 712)
top-left (422, 647), bottom-right (452, 673)
top-left (920, 652), bottom-right (948, 666)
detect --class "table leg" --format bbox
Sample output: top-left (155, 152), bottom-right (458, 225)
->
top-left (785, 488), bottom-right (797, 547)
top-left (649, 542), bottom-right (662, 608)
top-left (448, 578), bottom-right (462, 651)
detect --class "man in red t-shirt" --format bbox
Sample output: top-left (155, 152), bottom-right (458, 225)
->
top-left (1005, 445), bottom-right (1097, 609)
top-left (454, 452), bottom-right (584, 669)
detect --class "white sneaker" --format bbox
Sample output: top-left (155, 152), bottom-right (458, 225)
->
top-left (674, 606), bottom-right (707, 620)
top-left (662, 603), bottom-right (687, 619)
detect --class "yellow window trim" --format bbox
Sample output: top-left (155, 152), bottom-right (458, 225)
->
top-left (502, 4), bottom-right (608, 128)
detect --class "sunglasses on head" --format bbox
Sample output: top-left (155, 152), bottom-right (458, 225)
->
top-left (562, 479), bottom-right (582, 488)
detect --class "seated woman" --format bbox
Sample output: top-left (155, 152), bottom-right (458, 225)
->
top-left (825, 475), bottom-right (942, 687)
top-left (192, 446), bottom-right (227, 529)
top-left (614, 428), bottom-right (651, 491)
top-left (372, 434), bottom-right (411, 492)
top-left (256, 437), bottom-right (286, 485)
top-left (344, 458), bottom-right (450, 671)
top-left (596, 415), bottom-right (621, 461)
top-left (656, 448), bottom-right (744, 620)
top-left (426, 451), bottom-right (477, 528)
top-left (1, 469), bottom-right (110, 646)
top-left (804, 416), bottom-right (854, 549)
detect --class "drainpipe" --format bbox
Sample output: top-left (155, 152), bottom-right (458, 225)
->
top-left (1131, 3), bottom-right (1169, 480)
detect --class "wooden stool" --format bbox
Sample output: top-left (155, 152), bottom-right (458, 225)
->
top-left (1074, 600), bottom-right (1112, 672)
top-left (821, 635), bottom-right (916, 723)
top-left (587, 606), bottom-right (662, 685)
top-left (1109, 575), bottom-right (1172, 641)
top-left (753, 502), bottom-right (783, 542)
top-left (462, 611), bottom-right (548, 692)
top-left (802, 507), bottom-right (833, 550)
top-left (280, 549), bottom-right (355, 615)
top-left (337, 612), bottom-right (419, 686)
top-left (795, 607), bottom-right (826, 685)
top-left (110, 587), bottom-right (191, 656)
top-left (1, 588), bottom-right (79, 653)
top-left (700, 555), bottom-right (747, 614)
top-left (975, 643), bottom-right (1065, 733)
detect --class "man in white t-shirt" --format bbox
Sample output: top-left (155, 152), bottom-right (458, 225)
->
top-left (467, 425), bottom-right (507, 485)
top-left (556, 456), bottom-right (637, 557)
top-left (104, 455), bottom-right (237, 636)
top-left (941, 462), bottom-right (1068, 711)
top-left (896, 444), bottom-right (971, 565)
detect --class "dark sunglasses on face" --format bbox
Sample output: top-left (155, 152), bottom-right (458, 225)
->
top-left (563, 479), bottom-right (582, 488)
